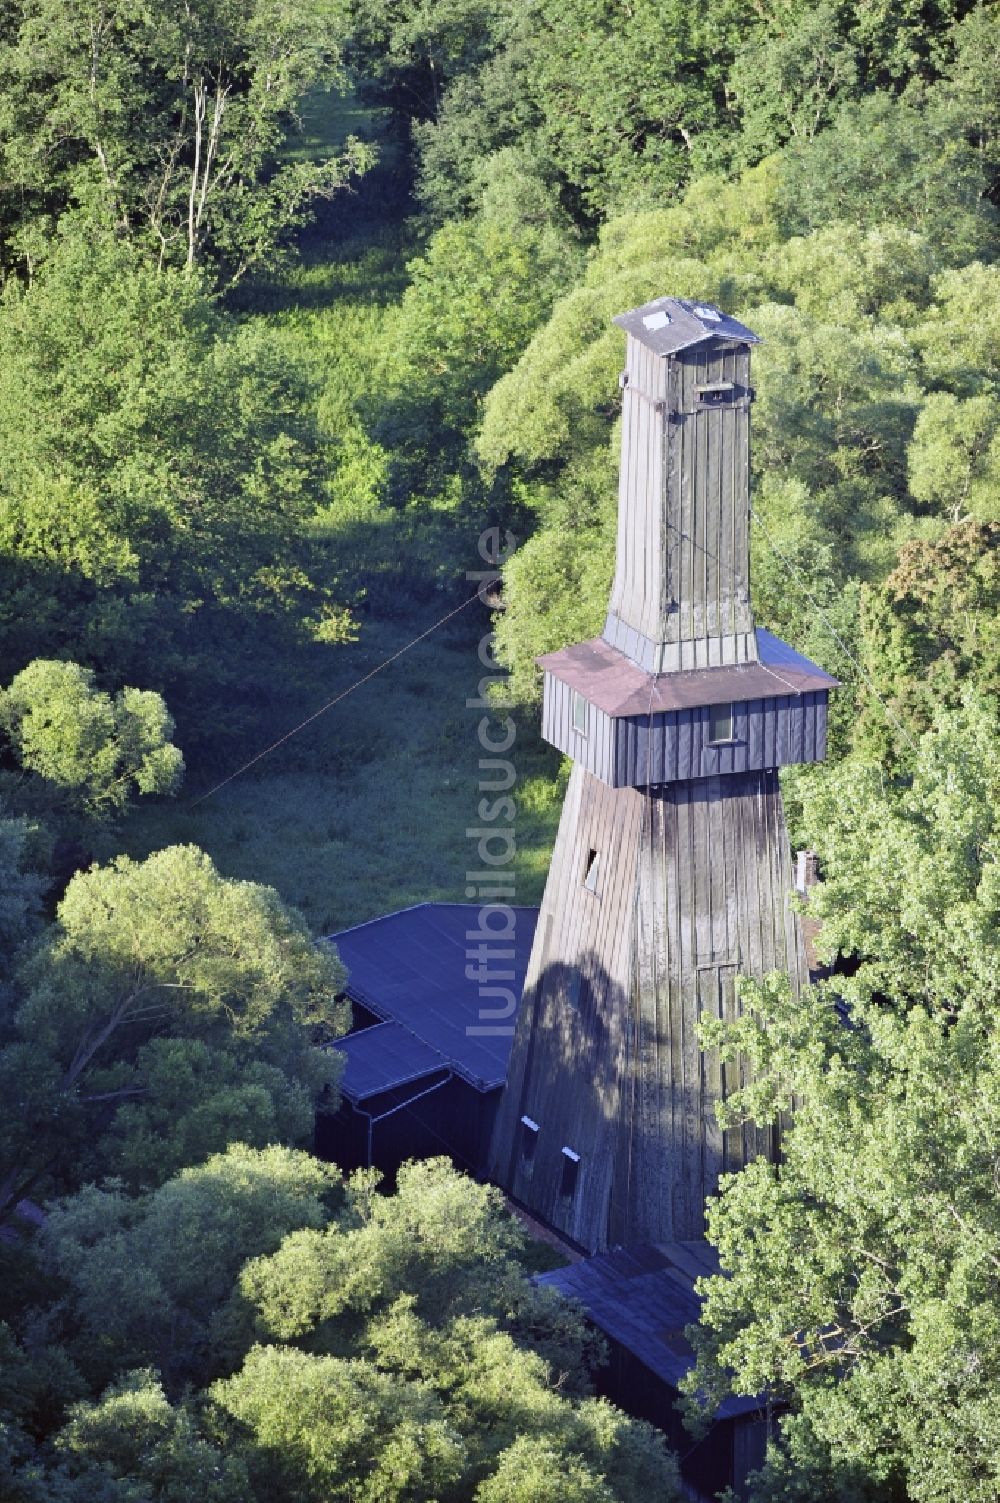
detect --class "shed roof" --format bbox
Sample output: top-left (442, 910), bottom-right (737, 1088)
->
top-left (326, 903), bottom-right (538, 1096)
top-left (613, 296), bottom-right (760, 357)
top-left (538, 628), bottom-right (838, 718)
top-left (537, 1242), bottom-right (762, 1420)
top-left (334, 1021), bottom-right (447, 1102)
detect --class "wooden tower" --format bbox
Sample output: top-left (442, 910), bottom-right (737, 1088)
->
top-left (489, 296), bottom-right (837, 1252)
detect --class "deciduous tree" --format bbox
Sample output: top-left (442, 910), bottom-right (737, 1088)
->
top-left (38, 1145), bottom-right (343, 1387)
top-left (687, 700), bottom-right (1000, 1502)
top-left (0, 0), bottom-right (373, 280)
top-left (0, 660), bottom-right (183, 820)
top-left (0, 845), bottom-right (346, 1223)
top-left (0, 228), bottom-right (350, 706)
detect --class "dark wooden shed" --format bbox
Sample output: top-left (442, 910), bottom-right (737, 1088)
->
top-left (538, 1242), bottom-right (768, 1501)
top-left (316, 903), bottom-right (537, 1182)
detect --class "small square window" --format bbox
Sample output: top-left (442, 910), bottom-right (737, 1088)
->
top-left (520, 1115), bottom-right (539, 1165)
top-left (560, 1147), bottom-right (580, 1200)
top-left (583, 849), bottom-right (600, 893)
top-left (572, 690), bottom-right (588, 736)
top-left (708, 702), bottom-right (734, 743)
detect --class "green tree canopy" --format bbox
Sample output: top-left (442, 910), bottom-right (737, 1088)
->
top-left (0, 0), bottom-right (373, 280)
top-left (854, 520), bottom-right (1000, 764)
top-left (38, 1145), bottom-right (343, 1388)
top-left (0, 807), bottom-right (44, 979)
top-left (0, 660), bottom-right (184, 821)
top-left (0, 1159), bottom-right (680, 1500)
top-left (0, 227), bottom-right (351, 713)
top-left (53, 1369), bottom-right (248, 1502)
top-left (371, 148), bottom-right (582, 501)
top-left (239, 1157), bottom-right (596, 1375)
top-left (0, 845), bottom-right (346, 1222)
top-left (212, 1343), bottom-right (467, 1502)
top-left (728, 1), bottom-right (861, 163)
top-left (687, 698), bottom-right (1000, 1501)
top-left (217, 1158), bottom-right (681, 1501)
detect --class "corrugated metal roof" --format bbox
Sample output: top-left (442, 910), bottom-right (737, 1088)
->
top-left (326, 903), bottom-right (538, 1093)
top-left (538, 628), bottom-right (838, 718)
top-left (613, 297), bottom-right (760, 357)
top-left (537, 1242), bottom-right (762, 1419)
top-left (335, 1021), bottom-right (446, 1102)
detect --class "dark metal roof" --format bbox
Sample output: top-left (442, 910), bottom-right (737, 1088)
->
top-left (537, 1242), bottom-right (762, 1420)
top-left (538, 628), bottom-right (838, 718)
top-left (335, 1021), bottom-right (446, 1102)
top-left (613, 296), bottom-right (760, 357)
top-left (326, 903), bottom-right (538, 1094)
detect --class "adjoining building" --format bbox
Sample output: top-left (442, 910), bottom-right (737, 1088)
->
top-left (538, 1243), bottom-right (767, 1501)
top-left (316, 902), bottom-right (537, 1181)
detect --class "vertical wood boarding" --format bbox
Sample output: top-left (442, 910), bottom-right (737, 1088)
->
top-left (607, 694), bottom-right (829, 787)
top-left (607, 768), bottom-right (800, 1245)
top-left (670, 344), bottom-right (754, 655)
top-left (489, 766), bottom-right (645, 1249)
top-left (493, 765), bottom-right (807, 1251)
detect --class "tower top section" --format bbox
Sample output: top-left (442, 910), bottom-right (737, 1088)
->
top-left (604, 295), bottom-right (760, 675)
top-left (535, 293), bottom-right (837, 788)
top-left (612, 295), bottom-right (759, 358)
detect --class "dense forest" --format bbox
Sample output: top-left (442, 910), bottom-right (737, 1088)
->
top-left (0, 0), bottom-right (999, 1497)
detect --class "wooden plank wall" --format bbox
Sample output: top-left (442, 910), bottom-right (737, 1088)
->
top-left (668, 345), bottom-right (755, 650)
top-left (488, 765), bottom-right (645, 1250)
top-left (541, 672), bottom-right (617, 785)
top-left (604, 335), bottom-right (757, 672)
top-left (491, 767), bottom-right (808, 1252)
top-left (607, 336), bottom-right (669, 648)
top-left (615, 692), bottom-right (828, 786)
top-left (607, 769), bottom-right (806, 1246)
top-left (542, 677), bottom-right (828, 787)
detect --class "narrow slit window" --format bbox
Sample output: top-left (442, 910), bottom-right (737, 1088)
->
top-left (572, 690), bottom-right (588, 736)
top-left (584, 849), bottom-right (600, 893)
top-left (696, 380), bottom-right (736, 408)
top-left (520, 1115), bottom-right (539, 1165)
top-left (708, 702), bottom-right (734, 743)
top-left (560, 1147), bottom-right (580, 1200)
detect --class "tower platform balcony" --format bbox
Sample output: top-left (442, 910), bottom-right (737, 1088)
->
top-left (539, 627), bottom-right (838, 789)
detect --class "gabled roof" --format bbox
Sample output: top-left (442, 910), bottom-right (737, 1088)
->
top-left (326, 902), bottom-right (538, 1096)
top-left (538, 1242), bottom-right (762, 1420)
top-left (538, 628), bottom-right (838, 718)
top-left (613, 296), bottom-right (760, 357)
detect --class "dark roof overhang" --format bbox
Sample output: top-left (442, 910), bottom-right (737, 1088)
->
top-left (538, 629), bottom-right (838, 718)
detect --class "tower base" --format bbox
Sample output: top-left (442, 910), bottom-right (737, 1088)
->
top-left (489, 765), bottom-right (806, 1252)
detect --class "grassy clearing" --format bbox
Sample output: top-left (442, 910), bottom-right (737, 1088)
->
top-left (125, 610), bottom-right (563, 932)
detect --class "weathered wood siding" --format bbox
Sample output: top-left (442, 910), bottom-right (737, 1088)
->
top-left (669, 343), bottom-right (755, 647)
top-left (605, 335), bottom-right (757, 673)
top-left (607, 336), bottom-right (668, 652)
top-left (617, 691), bottom-right (828, 785)
top-left (489, 765), bottom-right (645, 1247)
top-left (542, 675), bottom-right (828, 787)
top-left (607, 769), bottom-right (805, 1246)
top-left (490, 767), bottom-right (807, 1252)
top-left (541, 671), bottom-right (617, 785)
